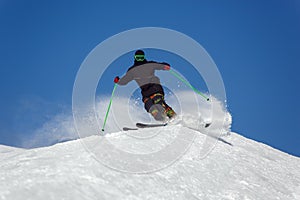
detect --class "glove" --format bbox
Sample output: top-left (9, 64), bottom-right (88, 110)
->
top-left (114, 76), bottom-right (120, 83)
top-left (164, 65), bottom-right (170, 70)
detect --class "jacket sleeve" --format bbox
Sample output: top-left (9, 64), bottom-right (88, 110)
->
top-left (153, 62), bottom-right (170, 70)
top-left (118, 71), bottom-right (133, 85)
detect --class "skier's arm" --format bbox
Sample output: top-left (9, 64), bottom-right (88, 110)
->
top-left (116, 71), bottom-right (133, 85)
top-left (153, 62), bottom-right (171, 70)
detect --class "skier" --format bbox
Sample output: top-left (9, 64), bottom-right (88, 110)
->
top-left (114, 50), bottom-right (176, 122)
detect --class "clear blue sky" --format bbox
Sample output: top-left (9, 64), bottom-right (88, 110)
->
top-left (0, 0), bottom-right (299, 156)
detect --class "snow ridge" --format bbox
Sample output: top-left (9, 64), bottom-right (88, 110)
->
top-left (1, 129), bottom-right (300, 199)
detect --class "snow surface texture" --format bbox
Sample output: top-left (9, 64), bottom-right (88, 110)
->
top-left (1, 91), bottom-right (300, 199)
top-left (1, 131), bottom-right (300, 199)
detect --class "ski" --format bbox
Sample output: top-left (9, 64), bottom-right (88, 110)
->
top-left (123, 127), bottom-right (138, 131)
top-left (136, 122), bottom-right (168, 128)
top-left (122, 123), bottom-right (166, 131)
top-left (204, 123), bottom-right (212, 128)
top-left (123, 122), bottom-right (211, 131)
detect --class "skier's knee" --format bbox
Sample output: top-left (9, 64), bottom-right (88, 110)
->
top-left (152, 95), bottom-right (164, 105)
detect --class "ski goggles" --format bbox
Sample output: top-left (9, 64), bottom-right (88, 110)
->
top-left (134, 55), bottom-right (145, 61)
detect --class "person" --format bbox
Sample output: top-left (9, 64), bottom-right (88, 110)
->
top-left (114, 50), bottom-right (176, 122)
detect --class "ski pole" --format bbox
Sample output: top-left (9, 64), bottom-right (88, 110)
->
top-left (102, 83), bottom-right (118, 132)
top-left (169, 69), bottom-right (210, 101)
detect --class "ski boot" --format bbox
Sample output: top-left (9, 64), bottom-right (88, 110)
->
top-left (149, 104), bottom-right (167, 122)
top-left (165, 107), bottom-right (176, 119)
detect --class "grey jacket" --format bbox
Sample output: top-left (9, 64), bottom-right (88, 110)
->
top-left (118, 62), bottom-right (167, 98)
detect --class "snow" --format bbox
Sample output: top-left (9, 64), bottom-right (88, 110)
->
top-left (1, 91), bottom-right (300, 199)
top-left (1, 128), bottom-right (300, 199)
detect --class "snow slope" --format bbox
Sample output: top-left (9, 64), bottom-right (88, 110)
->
top-left (1, 127), bottom-right (300, 200)
top-left (1, 91), bottom-right (299, 199)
